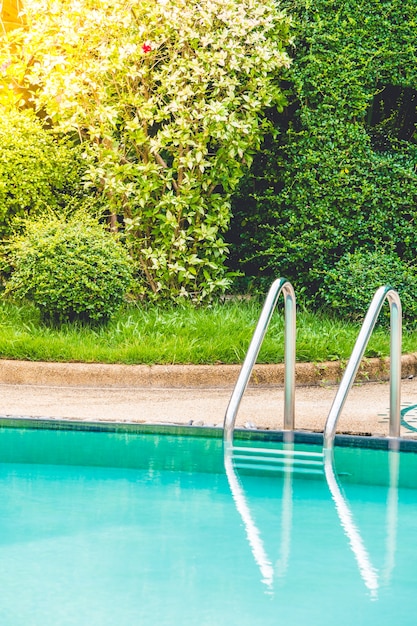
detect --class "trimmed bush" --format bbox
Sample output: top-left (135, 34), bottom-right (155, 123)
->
top-left (227, 0), bottom-right (417, 305)
top-left (4, 213), bottom-right (133, 324)
top-left (0, 109), bottom-right (91, 236)
top-left (321, 250), bottom-right (417, 328)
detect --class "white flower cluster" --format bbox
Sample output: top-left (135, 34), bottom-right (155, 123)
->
top-left (10, 0), bottom-right (291, 300)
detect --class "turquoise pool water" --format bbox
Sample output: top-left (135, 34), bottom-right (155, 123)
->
top-left (0, 422), bottom-right (416, 626)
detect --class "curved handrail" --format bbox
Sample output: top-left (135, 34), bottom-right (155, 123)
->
top-left (323, 285), bottom-right (402, 450)
top-left (223, 278), bottom-right (296, 447)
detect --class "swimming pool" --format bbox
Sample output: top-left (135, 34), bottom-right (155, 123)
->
top-left (0, 419), bottom-right (416, 626)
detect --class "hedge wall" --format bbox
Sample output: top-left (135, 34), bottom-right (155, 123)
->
top-left (227, 0), bottom-right (417, 308)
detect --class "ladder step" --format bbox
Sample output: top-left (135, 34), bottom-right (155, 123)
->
top-left (232, 446), bottom-right (323, 460)
top-left (233, 461), bottom-right (324, 476)
top-left (232, 453), bottom-right (323, 468)
top-left (230, 445), bottom-right (325, 476)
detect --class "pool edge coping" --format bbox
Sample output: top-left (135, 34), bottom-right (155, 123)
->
top-left (1, 353), bottom-right (417, 388)
top-left (1, 415), bottom-right (417, 453)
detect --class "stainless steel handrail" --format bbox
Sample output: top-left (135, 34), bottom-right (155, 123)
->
top-left (323, 285), bottom-right (402, 450)
top-left (223, 278), bottom-right (296, 447)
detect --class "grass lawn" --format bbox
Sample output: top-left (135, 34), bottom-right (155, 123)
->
top-left (0, 299), bottom-right (414, 365)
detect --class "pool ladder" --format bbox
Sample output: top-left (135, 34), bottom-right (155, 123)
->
top-left (230, 445), bottom-right (324, 477)
top-left (223, 279), bottom-right (402, 474)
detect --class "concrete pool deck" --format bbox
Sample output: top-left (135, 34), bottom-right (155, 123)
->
top-left (1, 357), bottom-right (417, 438)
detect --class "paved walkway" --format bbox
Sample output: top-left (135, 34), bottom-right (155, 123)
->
top-left (1, 359), bottom-right (417, 438)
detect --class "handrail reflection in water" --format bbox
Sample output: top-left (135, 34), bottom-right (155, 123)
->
top-left (324, 450), bottom-right (379, 598)
top-left (224, 448), bottom-right (274, 590)
top-left (224, 442), bottom-right (295, 592)
top-left (275, 443), bottom-right (293, 581)
top-left (383, 448), bottom-right (399, 585)
top-left (225, 444), bottom-right (400, 599)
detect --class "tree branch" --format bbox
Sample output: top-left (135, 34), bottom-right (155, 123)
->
top-left (154, 152), bottom-right (178, 192)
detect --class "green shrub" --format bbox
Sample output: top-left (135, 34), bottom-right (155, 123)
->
top-left (227, 0), bottom-right (417, 303)
top-left (230, 125), bottom-right (417, 302)
top-left (13, 0), bottom-right (292, 303)
top-left (321, 250), bottom-right (417, 328)
top-left (4, 213), bottom-right (133, 324)
top-left (0, 109), bottom-right (92, 236)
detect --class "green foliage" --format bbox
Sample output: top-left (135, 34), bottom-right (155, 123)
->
top-left (4, 213), bottom-right (133, 324)
top-left (0, 109), bottom-right (91, 236)
top-left (12, 0), bottom-right (292, 302)
top-left (228, 0), bottom-right (417, 305)
top-left (321, 250), bottom-right (417, 328)
top-left (1, 297), bottom-right (415, 364)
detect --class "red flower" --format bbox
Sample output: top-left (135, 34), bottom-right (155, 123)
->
top-left (142, 43), bottom-right (152, 53)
